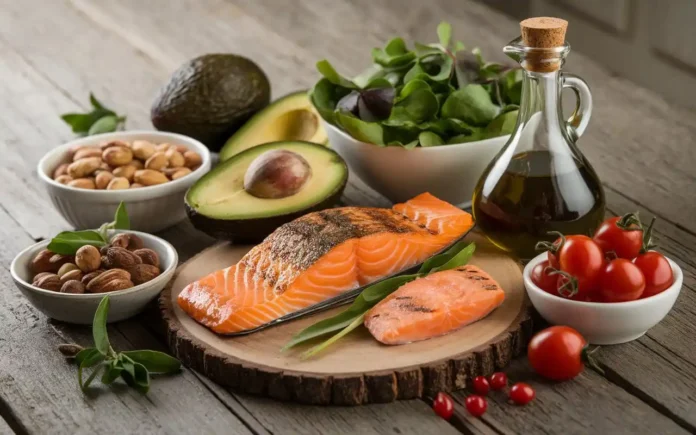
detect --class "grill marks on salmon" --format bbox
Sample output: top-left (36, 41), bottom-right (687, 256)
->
top-left (364, 265), bottom-right (505, 345)
top-left (178, 193), bottom-right (474, 334)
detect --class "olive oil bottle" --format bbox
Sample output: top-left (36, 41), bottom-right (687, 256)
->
top-left (472, 18), bottom-right (605, 259)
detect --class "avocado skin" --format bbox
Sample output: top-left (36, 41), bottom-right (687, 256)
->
top-left (185, 182), bottom-right (347, 243)
top-left (151, 54), bottom-right (270, 151)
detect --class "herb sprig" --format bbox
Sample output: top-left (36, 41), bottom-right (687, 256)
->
top-left (59, 296), bottom-right (181, 393)
top-left (310, 22), bottom-right (521, 148)
top-left (48, 202), bottom-right (130, 255)
top-left (283, 241), bottom-right (476, 358)
top-left (61, 93), bottom-right (127, 136)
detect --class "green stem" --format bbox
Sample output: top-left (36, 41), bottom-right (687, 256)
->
top-left (302, 314), bottom-right (365, 359)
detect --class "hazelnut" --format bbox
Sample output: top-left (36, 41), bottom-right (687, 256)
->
top-left (103, 247), bottom-right (142, 269)
top-left (144, 152), bottom-right (168, 171)
top-left (95, 171), bottom-right (115, 189)
top-left (53, 163), bottom-right (70, 179)
top-left (86, 269), bottom-right (133, 293)
top-left (35, 273), bottom-right (61, 291)
top-left (183, 151), bottom-right (202, 169)
top-left (72, 147), bottom-right (103, 161)
top-left (68, 157), bottom-right (101, 178)
top-left (107, 177), bottom-right (130, 190)
top-left (55, 175), bottom-right (73, 185)
top-left (32, 249), bottom-right (57, 273)
top-left (75, 245), bottom-right (101, 272)
top-left (155, 143), bottom-right (172, 153)
top-left (132, 140), bottom-right (156, 160)
top-left (101, 140), bottom-right (130, 150)
top-left (110, 233), bottom-right (144, 251)
top-left (128, 264), bottom-right (160, 285)
top-left (165, 149), bottom-right (185, 168)
top-left (49, 254), bottom-right (75, 271)
top-left (57, 262), bottom-right (79, 278)
top-left (133, 248), bottom-right (160, 268)
top-left (81, 269), bottom-right (105, 285)
top-left (135, 169), bottom-right (168, 186)
top-left (60, 269), bottom-right (84, 284)
top-left (130, 183), bottom-right (143, 189)
top-left (113, 165), bottom-right (136, 182)
top-left (171, 168), bottom-right (192, 180)
top-left (60, 280), bottom-right (85, 294)
top-left (68, 178), bottom-right (96, 189)
top-left (102, 146), bottom-right (133, 167)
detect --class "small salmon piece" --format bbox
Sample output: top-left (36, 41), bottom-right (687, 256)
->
top-left (364, 265), bottom-right (505, 345)
top-left (178, 193), bottom-right (475, 334)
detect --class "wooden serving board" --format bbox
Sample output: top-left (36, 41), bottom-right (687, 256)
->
top-left (159, 233), bottom-right (532, 405)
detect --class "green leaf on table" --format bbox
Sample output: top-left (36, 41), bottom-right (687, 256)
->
top-left (113, 202), bottom-right (130, 230)
top-left (454, 41), bottom-right (466, 53)
top-left (61, 93), bottom-right (125, 136)
top-left (93, 296), bottom-right (111, 356)
top-left (121, 362), bottom-right (151, 394)
top-left (430, 242), bottom-right (476, 273)
top-left (418, 240), bottom-right (471, 274)
top-left (316, 60), bottom-right (358, 89)
top-left (419, 131), bottom-right (444, 147)
top-left (121, 350), bottom-right (181, 374)
top-left (437, 21), bottom-right (452, 49)
top-left (47, 230), bottom-right (106, 255)
top-left (101, 359), bottom-right (124, 385)
top-left (80, 363), bottom-right (106, 391)
top-left (360, 274), bottom-right (417, 302)
top-left (75, 348), bottom-right (104, 368)
top-left (89, 93), bottom-right (110, 111)
top-left (302, 314), bottom-right (366, 359)
top-left (335, 112), bottom-right (384, 145)
top-left (87, 115), bottom-right (119, 135)
top-left (441, 84), bottom-right (499, 126)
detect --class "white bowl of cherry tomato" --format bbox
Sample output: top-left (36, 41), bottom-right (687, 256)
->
top-left (523, 214), bottom-right (683, 345)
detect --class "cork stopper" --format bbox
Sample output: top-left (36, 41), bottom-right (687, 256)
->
top-left (519, 17), bottom-right (568, 72)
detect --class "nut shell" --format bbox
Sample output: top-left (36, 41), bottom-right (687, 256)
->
top-left (57, 263), bottom-right (79, 278)
top-left (133, 248), bottom-right (160, 268)
top-left (171, 167), bottom-right (192, 180)
top-left (104, 247), bottom-right (142, 269)
top-left (33, 272), bottom-right (55, 285)
top-left (68, 157), bottom-right (101, 178)
top-left (60, 280), bottom-right (86, 294)
top-left (95, 171), bottom-right (115, 189)
top-left (103, 146), bottom-right (133, 167)
top-left (165, 149), bottom-right (185, 168)
top-left (49, 254), bottom-right (75, 271)
top-left (113, 165), bottom-right (137, 182)
top-left (73, 147), bottom-right (103, 161)
top-left (101, 140), bottom-right (130, 150)
top-left (110, 233), bottom-right (144, 251)
top-left (32, 249), bottom-right (57, 273)
top-left (35, 273), bottom-right (61, 291)
top-left (68, 178), bottom-right (96, 189)
top-left (55, 175), bottom-right (73, 184)
top-left (144, 152), bottom-right (168, 171)
top-left (128, 263), bottom-right (160, 285)
top-left (76, 245), bottom-right (101, 272)
top-left (132, 140), bottom-right (156, 160)
top-left (183, 151), bottom-right (202, 169)
top-left (60, 269), bottom-right (84, 284)
top-left (86, 268), bottom-right (133, 293)
top-left (135, 169), bottom-right (168, 186)
top-left (81, 269), bottom-right (105, 285)
top-left (107, 177), bottom-right (130, 190)
top-left (53, 163), bottom-right (70, 178)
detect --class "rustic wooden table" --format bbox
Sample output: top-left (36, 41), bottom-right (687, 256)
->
top-left (1, 0), bottom-right (694, 434)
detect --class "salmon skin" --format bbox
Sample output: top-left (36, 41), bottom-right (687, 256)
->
top-left (364, 265), bottom-right (505, 345)
top-left (178, 193), bottom-right (474, 335)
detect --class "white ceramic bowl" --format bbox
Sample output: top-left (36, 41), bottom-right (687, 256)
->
top-left (10, 230), bottom-right (178, 324)
top-left (524, 252), bottom-right (683, 345)
top-left (38, 131), bottom-right (211, 233)
top-left (323, 120), bottom-right (508, 207)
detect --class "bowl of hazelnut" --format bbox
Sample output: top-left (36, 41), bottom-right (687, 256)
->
top-left (38, 131), bottom-right (211, 232)
top-left (10, 230), bottom-right (178, 324)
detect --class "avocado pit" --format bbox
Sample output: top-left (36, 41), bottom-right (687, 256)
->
top-left (243, 149), bottom-right (312, 199)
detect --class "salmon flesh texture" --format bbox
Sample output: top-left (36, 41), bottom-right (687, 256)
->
top-left (364, 265), bottom-right (505, 345)
top-left (178, 193), bottom-right (474, 334)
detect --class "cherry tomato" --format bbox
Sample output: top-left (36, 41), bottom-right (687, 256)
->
top-left (633, 251), bottom-right (673, 298)
top-left (432, 392), bottom-right (454, 420)
top-left (556, 236), bottom-right (604, 299)
top-left (465, 395), bottom-right (487, 417)
top-left (509, 383), bottom-right (535, 405)
top-left (472, 376), bottom-right (490, 395)
top-left (593, 214), bottom-right (643, 259)
top-left (528, 326), bottom-right (587, 381)
top-left (489, 372), bottom-right (507, 390)
top-left (531, 260), bottom-right (558, 294)
top-left (598, 258), bottom-right (646, 302)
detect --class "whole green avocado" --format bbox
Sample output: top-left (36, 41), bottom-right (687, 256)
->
top-left (151, 54), bottom-right (271, 151)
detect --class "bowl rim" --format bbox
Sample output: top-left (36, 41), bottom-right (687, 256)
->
top-left (523, 251), bottom-right (683, 307)
top-left (10, 229), bottom-right (178, 299)
top-left (321, 118), bottom-right (511, 150)
top-left (37, 130), bottom-right (211, 199)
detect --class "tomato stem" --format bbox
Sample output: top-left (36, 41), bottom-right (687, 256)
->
top-left (547, 269), bottom-right (579, 299)
top-left (615, 212), bottom-right (642, 231)
top-left (640, 217), bottom-right (657, 253)
top-left (535, 231), bottom-right (565, 254)
top-left (581, 345), bottom-right (605, 375)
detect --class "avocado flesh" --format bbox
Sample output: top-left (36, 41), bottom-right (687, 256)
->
top-left (219, 91), bottom-right (328, 161)
top-left (187, 141), bottom-right (346, 221)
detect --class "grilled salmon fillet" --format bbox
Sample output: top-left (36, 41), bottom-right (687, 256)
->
top-left (364, 265), bottom-right (505, 345)
top-left (178, 193), bottom-right (474, 334)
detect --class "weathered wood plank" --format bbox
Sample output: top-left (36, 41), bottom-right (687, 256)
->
top-left (0, 417), bottom-right (11, 435)
top-left (0, 208), bottom-right (254, 435)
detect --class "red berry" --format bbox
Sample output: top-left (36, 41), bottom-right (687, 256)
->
top-left (509, 382), bottom-right (535, 405)
top-left (489, 372), bottom-right (507, 390)
top-left (432, 392), bottom-right (454, 420)
top-left (472, 376), bottom-right (490, 395)
top-left (465, 395), bottom-right (488, 417)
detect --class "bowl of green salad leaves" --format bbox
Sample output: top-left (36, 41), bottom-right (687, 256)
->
top-left (310, 22), bottom-right (521, 207)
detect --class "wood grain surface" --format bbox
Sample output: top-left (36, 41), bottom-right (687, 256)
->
top-left (0, 0), bottom-right (693, 433)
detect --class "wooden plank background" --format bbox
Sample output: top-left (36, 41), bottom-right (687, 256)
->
top-left (0, 0), bottom-right (694, 434)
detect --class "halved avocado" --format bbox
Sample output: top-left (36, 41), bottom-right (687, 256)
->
top-left (219, 91), bottom-right (328, 161)
top-left (186, 141), bottom-right (347, 242)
